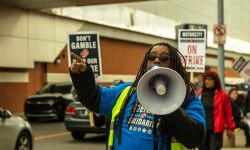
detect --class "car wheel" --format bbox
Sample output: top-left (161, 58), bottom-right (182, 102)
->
top-left (71, 132), bottom-right (85, 140)
top-left (15, 131), bottom-right (32, 150)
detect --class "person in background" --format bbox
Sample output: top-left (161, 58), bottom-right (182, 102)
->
top-left (228, 87), bottom-right (250, 147)
top-left (69, 42), bottom-right (206, 150)
top-left (197, 71), bottom-right (235, 150)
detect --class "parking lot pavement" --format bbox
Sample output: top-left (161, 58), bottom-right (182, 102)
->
top-left (13, 113), bottom-right (250, 150)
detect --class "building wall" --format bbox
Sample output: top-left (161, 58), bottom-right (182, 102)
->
top-left (27, 63), bottom-right (46, 95)
top-left (0, 64), bottom-right (46, 112)
top-left (0, 37), bottom-right (243, 113)
top-left (0, 6), bottom-right (247, 113)
top-left (0, 83), bottom-right (28, 112)
top-left (0, 5), bottom-right (82, 69)
top-left (100, 37), bottom-right (149, 74)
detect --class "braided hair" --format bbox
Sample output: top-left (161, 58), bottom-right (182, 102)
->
top-left (116, 42), bottom-right (196, 146)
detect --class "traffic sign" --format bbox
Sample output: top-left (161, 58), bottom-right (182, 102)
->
top-left (213, 24), bottom-right (226, 44)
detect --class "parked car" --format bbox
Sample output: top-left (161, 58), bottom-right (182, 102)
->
top-left (24, 82), bottom-right (75, 122)
top-left (64, 79), bottom-right (124, 140)
top-left (0, 107), bottom-right (33, 150)
top-left (64, 101), bottom-right (107, 140)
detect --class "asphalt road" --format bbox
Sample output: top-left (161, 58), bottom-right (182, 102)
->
top-left (30, 119), bottom-right (249, 150)
top-left (30, 119), bottom-right (106, 150)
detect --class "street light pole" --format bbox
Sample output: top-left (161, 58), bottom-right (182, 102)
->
top-left (218, 0), bottom-right (225, 88)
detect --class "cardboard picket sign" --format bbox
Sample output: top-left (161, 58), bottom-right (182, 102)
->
top-left (67, 31), bottom-right (102, 79)
top-left (232, 56), bottom-right (250, 84)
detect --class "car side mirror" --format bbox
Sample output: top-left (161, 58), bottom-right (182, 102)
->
top-left (0, 108), bottom-right (12, 119)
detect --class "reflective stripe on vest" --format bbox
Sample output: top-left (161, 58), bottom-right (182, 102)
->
top-left (107, 86), bottom-right (189, 150)
top-left (171, 143), bottom-right (188, 150)
top-left (108, 86), bottom-right (132, 150)
top-left (171, 137), bottom-right (189, 150)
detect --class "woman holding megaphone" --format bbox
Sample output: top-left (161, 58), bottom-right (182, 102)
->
top-left (69, 42), bottom-right (206, 150)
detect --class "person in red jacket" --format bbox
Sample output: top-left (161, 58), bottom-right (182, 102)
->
top-left (197, 71), bottom-right (235, 150)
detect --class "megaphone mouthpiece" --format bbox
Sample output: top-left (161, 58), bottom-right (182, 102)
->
top-left (150, 75), bottom-right (167, 96)
top-left (155, 82), bottom-right (167, 96)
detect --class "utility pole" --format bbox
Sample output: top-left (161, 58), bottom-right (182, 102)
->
top-left (218, 0), bottom-right (225, 88)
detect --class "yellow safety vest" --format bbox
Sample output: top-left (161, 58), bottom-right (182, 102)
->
top-left (107, 86), bottom-right (189, 150)
top-left (107, 86), bottom-right (132, 150)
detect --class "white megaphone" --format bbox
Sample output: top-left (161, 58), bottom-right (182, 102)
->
top-left (137, 66), bottom-right (186, 115)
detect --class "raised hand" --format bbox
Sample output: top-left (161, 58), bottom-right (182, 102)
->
top-left (69, 52), bottom-right (87, 73)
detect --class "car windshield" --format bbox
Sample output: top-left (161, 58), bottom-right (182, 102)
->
top-left (39, 83), bottom-right (72, 94)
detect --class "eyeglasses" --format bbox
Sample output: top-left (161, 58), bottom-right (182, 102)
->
top-left (147, 54), bottom-right (171, 62)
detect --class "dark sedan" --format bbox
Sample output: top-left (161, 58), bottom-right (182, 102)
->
top-left (24, 82), bottom-right (75, 122)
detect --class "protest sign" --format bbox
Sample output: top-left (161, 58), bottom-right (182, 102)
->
top-left (68, 32), bottom-right (102, 79)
